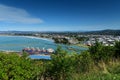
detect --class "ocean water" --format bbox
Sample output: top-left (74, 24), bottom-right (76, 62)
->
top-left (0, 36), bottom-right (56, 51)
top-left (0, 36), bottom-right (87, 59)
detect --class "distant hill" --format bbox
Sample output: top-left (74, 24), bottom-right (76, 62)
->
top-left (81, 29), bottom-right (120, 35)
top-left (0, 29), bottom-right (120, 35)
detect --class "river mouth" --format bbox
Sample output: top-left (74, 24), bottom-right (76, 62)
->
top-left (0, 36), bottom-right (87, 53)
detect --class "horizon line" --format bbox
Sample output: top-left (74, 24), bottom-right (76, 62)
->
top-left (0, 29), bottom-right (120, 32)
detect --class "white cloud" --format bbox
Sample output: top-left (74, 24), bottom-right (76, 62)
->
top-left (0, 4), bottom-right (43, 24)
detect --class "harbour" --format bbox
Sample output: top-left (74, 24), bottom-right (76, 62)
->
top-left (0, 35), bottom-right (87, 59)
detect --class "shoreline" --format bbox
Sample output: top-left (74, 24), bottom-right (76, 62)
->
top-left (0, 35), bottom-right (88, 53)
top-left (0, 50), bottom-right (52, 58)
top-left (75, 44), bottom-right (89, 48)
top-left (23, 36), bottom-right (54, 42)
top-left (0, 35), bottom-right (54, 42)
top-left (0, 50), bottom-right (20, 53)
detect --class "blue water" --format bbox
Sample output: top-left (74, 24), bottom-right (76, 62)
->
top-left (29, 55), bottom-right (51, 60)
top-left (0, 36), bottom-right (56, 51)
top-left (0, 36), bottom-right (87, 59)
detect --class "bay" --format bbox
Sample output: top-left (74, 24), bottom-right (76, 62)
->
top-left (0, 36), bottom-right (87, 59)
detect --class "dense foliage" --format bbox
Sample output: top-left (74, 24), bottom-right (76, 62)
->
top-left (0, 52), bottom-right (41, 80)
top-left (114, 41), bottom-right (120, 58)
top-left (0, 41), bottom-right (120, 80)
top-left (89, 42), bottom-right (114, 62)
top-left (52, 37), bottom-right (70, 44)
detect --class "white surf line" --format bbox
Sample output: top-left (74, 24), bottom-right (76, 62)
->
top-left (0, 35), bottom-right (54, 42)
top-left (21, 36), bottom-right (54, 42)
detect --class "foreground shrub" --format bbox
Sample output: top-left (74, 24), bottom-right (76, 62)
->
top-left (43, 47), bottom-right (94, 80)
top-left (0, 52), bottom-right (41, 80)
top-left (74, 51), bottom-right (93, 73)
top-left (44, 46), bottom-right (74, 80)
top-left (114, 41), bottom-right (120, 58)
top-left (89, 42), bottom-right (114, 62)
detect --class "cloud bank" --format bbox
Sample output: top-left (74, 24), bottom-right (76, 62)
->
top-left (0, 4), bottom-right (43, 24)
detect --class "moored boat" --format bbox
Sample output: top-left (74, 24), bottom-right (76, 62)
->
top-left (22, 47), bottom-right (54, 55)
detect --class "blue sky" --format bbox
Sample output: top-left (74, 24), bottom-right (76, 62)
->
top-left (0, 0), bottom-right (120, 31)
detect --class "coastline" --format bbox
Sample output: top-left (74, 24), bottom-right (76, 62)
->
top-left (0, 35), bottom-right (54, 52)
top-left (75, 44), bottom-right (89, 48)
top-left (0, 50), bottom-right (21, 55)
top-left (23, 36), bottom-right (54, 42)
top-left (0, 50), bottom-right (52, 58)
top-left (0, 35), bottom-right (54, 42)
top-left (0, 49), bottom-right (20, 53)
top-left (0, 35), bottom-right (87, 53)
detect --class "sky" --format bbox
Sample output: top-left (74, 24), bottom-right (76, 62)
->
top-left (0, 0), bottom-right (120, 31)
